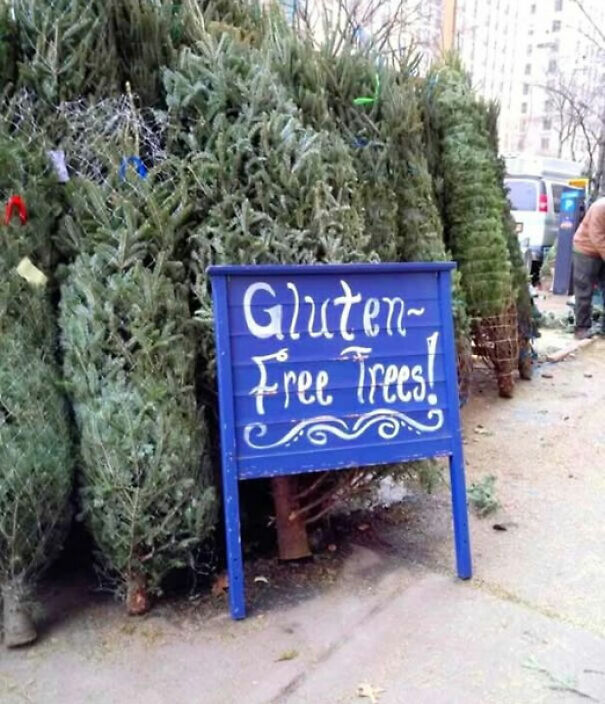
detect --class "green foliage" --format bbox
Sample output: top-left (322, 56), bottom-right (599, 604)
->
top-left (482, 99), bottom-right (533, 339)
top-left (0, 2), bottom-right (530, 592)
top-left (0, 2), bottom-right (17, 94)
top-left (59, 167), bottom-right (216, 598)
top-left (163, 33), bottom-right (369, 382)
top-left (264, 22), bottom-right (446, 264)
top-left (108, 0), bottom-right (199, 107)
top-left (468, 475), bottom-right (499, 517)
top-left (11, 0), bottom-right (216, 109)
top-left (0, 136), bottom-right (73, 588)
top-left (13, 0), bottom-right (120, 105)
top-left (264, 25), bottom-right (469, 345)
top-left (423, 58), bottom-right (513, 318)
top-left (541, 242), bottom-right (557, 279)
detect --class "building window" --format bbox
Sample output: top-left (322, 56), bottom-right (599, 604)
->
top-left (541, 137), bottom-right (550, 151)
top-left (525, 63), bottom-right (532, 75)
top-left (531, 3), bottom-right (536, 12)
top-left (552, 20), bottom-right (561, 32)
top-left (521, 102), bottom-right (528, 114)
top-left (544, 99), bottom-right (553, 111)
top-left (548, 59), bottom-right (557, 73)
top-left (555, 0), bottom-right (563, 10)
top-left (543, 118), bottom-right (552, 130)
top-left (523, 83), bottom-right (530, 95)
top-left (527, 44), bottom-right (533, 55)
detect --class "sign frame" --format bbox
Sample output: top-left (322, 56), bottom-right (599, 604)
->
top-left (210, 262), bottom-right (472, 619)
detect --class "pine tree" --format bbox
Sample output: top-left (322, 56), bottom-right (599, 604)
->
top-left (264, 21), bottom-right (471, 397)
top-left (482, 99), bottom-right (534, 380)
top-left (163, 30), bottom-right (369, 558)
top-left (13, 0), bottom-right (120, 106)
top-left (423, 58), bottom-right (516, 397)
top-left (264, 21), bottom-right (445, 263)
top-left (164, 31), bottom-right (369, 380)
top-left (0, 135), bottom-right (73, 646)
top-left (59, 163), bottom-right (216, 613)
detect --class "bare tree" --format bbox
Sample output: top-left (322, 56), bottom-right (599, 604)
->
top-left (534, 76), bottom-right (603, 174)
top-left (295, 0), bottom-right (427, 67)
top-left (571, 0), bottom-right (605, 196)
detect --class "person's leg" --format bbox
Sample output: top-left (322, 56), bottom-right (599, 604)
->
top-left (573, 252), bottom-right (600, 336)
top-left (598, 260), bottom-right (605, 334)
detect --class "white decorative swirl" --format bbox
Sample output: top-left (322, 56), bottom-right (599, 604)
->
top-left (244, 407), bottom-right (444, 450)
top-left (407, 307), bottom-right (426, 317)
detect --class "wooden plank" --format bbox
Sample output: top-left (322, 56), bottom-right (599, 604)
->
top-left (545, 336), bottom-right (596, 363)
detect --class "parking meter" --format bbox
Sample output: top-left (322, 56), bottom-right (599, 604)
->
top-left (553, 188), bottom-right (585, 295)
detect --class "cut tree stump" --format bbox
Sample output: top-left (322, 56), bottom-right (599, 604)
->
top-left (2, 582), bottom-right (37, 648)
top-left (272, 476), bottom-right (311, 561)
top-left (126, 573), bottom-right (151, 615)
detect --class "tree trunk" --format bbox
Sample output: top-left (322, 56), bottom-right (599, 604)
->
top-left (518, 337), bottom-right (533, 381)
top-left (126, 573), bottom-right (151, 615)
top-left (2, 581), bottom-right (37, 648)
top-left (496, 370), bottom-right (515, 398)
top-left (272, 476), bottom-right (311, 561)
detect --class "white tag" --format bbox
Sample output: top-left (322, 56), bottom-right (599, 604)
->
top-left (16, 257), bottom-right (48, 287)
top-left (48, 150), bottom-right (70, 183)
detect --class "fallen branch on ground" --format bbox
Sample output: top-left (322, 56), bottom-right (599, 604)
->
top-left (546, 336), bottom-right (597, 363)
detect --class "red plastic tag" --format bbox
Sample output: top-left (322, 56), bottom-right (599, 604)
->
top-left (5, 196), bottom-right (28, 225)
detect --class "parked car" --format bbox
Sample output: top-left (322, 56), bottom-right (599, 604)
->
top-left (504, 155), bottom-right (584, 283)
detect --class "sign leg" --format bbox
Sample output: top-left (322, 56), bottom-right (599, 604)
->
top-left (449, 449), bottom-right (472, 579)
top-left (223, 475), bottom-right (246, 619)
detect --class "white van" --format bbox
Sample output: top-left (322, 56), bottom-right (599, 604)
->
top-left (504, 156), bottom-right (584, 279)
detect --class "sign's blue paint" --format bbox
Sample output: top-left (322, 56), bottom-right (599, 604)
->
top-left (210, 263), bottom-right (472, 619)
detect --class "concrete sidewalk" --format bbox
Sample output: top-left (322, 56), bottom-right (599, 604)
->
top-left (2, 340), bottom-right (605, 704)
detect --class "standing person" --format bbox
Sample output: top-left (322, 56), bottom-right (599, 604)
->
top-left (573, 197), bottom-right (605, 339)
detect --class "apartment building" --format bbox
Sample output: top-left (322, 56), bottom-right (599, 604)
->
top-left (518, 0), bottom-right (605, 161)
top-left (456, 0), bottom-right (605, 164)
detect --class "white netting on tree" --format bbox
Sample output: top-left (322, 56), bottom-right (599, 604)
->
top-left (1, 89), bottom-right (169, 187)
top-left (56, 93), bottom-right (169, 184)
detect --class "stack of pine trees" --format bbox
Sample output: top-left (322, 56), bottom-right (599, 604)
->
top-left (0, 0), bottom-right (533, 635)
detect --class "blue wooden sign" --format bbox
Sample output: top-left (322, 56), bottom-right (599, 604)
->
top-left (210, 263), bottom-right (472, 619)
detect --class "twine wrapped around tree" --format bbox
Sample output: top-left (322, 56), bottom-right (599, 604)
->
top-left (482, 99), bottom-right (534, 381)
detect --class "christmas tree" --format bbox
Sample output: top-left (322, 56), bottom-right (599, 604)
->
top-left (482, 99), bottom-right (534, 380)
top-left (164, 30), bottom-right (369, 379)
top-left (13, 0), bottom-right (119, 106)
top-left (59, 162), bottom-right (217, 613)
top-left (264, 19), bottom-right (471, 398)
top-left (163, 29), bottom-right (369, 558)
top-left (0, 135), bottom-right (74, 646)
top-left (423, 58), bottom-right (517, 397)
